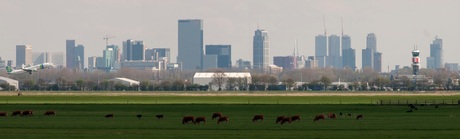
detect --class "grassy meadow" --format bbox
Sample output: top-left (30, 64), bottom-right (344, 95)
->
top-left (0, 92), bottom-right (459, 138)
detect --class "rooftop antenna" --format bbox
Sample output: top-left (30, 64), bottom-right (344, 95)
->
top-left (323, 16), bottom-right (327, 36)
top-left (341, 16), bottom-right (344, 36)
top-left (296, 39), bottom-right (299, 57)
top-left (257, 22), bottom-right (260, 30)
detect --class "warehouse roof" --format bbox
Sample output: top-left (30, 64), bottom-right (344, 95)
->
top-left (193, 72), bottom-right (251, 78)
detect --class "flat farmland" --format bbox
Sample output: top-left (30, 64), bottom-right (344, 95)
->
top-left (0, 91), bottom-right (459, 139)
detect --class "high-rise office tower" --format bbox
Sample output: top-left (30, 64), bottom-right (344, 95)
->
top-left (342, 35), bottom-right (356, 69)
top-left (253, 28), bottom-right (269, 70)
top-left (16, 45), bottom-right (32, 67)
top-left (132, 41), bottom-right (144, 61)
top-left (177, 19), bottom-right (203, 70)
top-left (106, 45), bottom-right (120, 63)
top-left (66, 40), bottom-right (75, 69)
top-left (66, 40), bottom-right (85, 69)
top-left (373, 52), bottom-right (382, 72)
top-left (75, 45), bottom-right (85, 69)
top-left (252, 29), bottom-right (270, 69)
top-left (366, 33), bottom-right (377, 53)
top-left (315, 35), bottom-right (327, 68)
top-left (205, 45), bottom-right (232, 69)
top-left (327, 35), bottom-right (341, 68)
top-left (362, 48), bottom-right (374, 69)
top-left (427, 36), bottom-right (443, 69)
top-left (122, 39), bottom-right (133, 61)
top-left (103, 48), bottom-right (113, 67)
top-left (362, 33), bottom-right (381, 72)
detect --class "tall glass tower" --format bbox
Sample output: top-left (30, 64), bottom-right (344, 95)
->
top-left (253, 29), bottom-right (269, 70)
top-left (178, 19), bottom-right (203, 70)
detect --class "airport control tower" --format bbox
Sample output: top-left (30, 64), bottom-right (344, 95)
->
top-left (412, 48), bottom-right (420, 75)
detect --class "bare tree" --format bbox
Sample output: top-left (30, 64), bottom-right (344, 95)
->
top-left (212, 71), bottom-right (227, 91)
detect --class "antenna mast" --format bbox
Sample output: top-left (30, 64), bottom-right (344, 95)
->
top-left (323, 16), bottom-right (327, 36)
top-left (341, 16), bottom-right (344, 36)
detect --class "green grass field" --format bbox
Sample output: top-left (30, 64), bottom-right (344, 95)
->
top-left (1, 92), bottom-right (460, 139)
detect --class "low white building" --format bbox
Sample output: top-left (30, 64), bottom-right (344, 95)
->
top-left (109, 77), bottom-right (140, 86)
top-left (193, 72), bottom-right (252, 91)
top-left (0, 76), bottom-right (19, 90)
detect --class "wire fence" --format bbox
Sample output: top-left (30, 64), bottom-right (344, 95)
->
top-left (379, 99), bottom-right (460, 105)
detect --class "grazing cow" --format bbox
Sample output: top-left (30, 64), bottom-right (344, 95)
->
top-left (252, 115), bottom-right (264, 122)
top-left (0, 112), bottom-right (7, 117)
top-left (276, 116), bottom-right (285, 123)
top-left (291, 115), bottom-right (301, 122)
top-left (327, 113), bottom-right (336, 119)
top-left (356, 114), bottom-right (363, 120)
top-left (280, 117), bottom-right (292, 125)
top-left (43, 111), bottom-right (56, 116)
top-left (406, 109), bottom-right (413, 113)
top-left (347, 113), bottom-right (352, 117)
top-left (212, 112), bottom-right (222, 120)
top-left (194, 117), bottom-right (206, 124)
top-left (12, 111), bottom-right (22, 116)
top-left (339, 112), bottom-right (343, 117)
top-left (136, 114), bottom-right (142, 119)
top-left (217, 116), bottom-right (229, 124)
top-left (22, 110), bottom-right (34, 117)
top-left (409, 104), bottom-right (418, 110)
top-left (156, 114), bottom-right (164, 119)
top-left (313, 114), bottom-right (325, 122)
top-left (435, 105), bottom-right (439, 108)
top-left (182, 116), bottom-right (195, 124)
top-left (105, 114), bottom-right (114, 118)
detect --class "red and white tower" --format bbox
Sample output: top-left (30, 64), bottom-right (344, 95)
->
top-left (412, 48), bottom-right (420, 75)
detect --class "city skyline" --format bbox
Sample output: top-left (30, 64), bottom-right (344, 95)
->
top-left (1, 0), bottom-right (460, 71)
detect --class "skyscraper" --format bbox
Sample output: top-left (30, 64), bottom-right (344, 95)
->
top-left (66, 40), bottom-right (84, 69)
top-left (362, 48), bottom-right (374, 69)
top-left (75, 45), bottom-right (85, 69)
top-left (122, 40), bottom-right (132, 61)
top-left (327, 34), bottom-right (341, 68)
top-left (253, 28), bottom-right (269, 70)
top-left (132, 41), bottom-right (144, 61)
top-left (16, 45), bottom-right (32, 67)
top-left (205, 45), bottom-right (232, 69)
top-left (66, 40), bottom-right (75, 69)
top-left (366, 33), bottom-right (377, 53)
top-left (373, 52), bottom-right (382, 72)
top-left (106, 45), bottom-right (120, 63)
top-left (362, 33), bottom-right (381, 72)
top-left (315, 35), bottom-right (327, 68)
top-left (427, 36), bottom-right (443, 69)
top-left (178, 19), bottom-right (203, 70)
top-left (342, 35), bottom-right (356, 69)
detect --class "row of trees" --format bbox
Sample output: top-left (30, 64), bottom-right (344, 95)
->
top-left (1, 66), bottom-right (459, 91)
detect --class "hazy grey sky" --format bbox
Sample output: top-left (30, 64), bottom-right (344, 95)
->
top-left (1, 0), bottom-right (459, 71)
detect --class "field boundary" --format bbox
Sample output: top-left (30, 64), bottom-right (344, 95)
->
top-left (379, 99), bottom-right (460, 105)
top-left (1, 91), bottom-right (460, 96)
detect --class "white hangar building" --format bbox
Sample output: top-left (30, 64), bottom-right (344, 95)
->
top-left (193, 72), bottom-right (252, 91)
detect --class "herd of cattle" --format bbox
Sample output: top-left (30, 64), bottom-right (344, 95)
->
top-left (0, 110), bottom-right (56, 117)
top-left (0, 110), bottom-right (363, 125)
top-left (179, 112), bottom-right (363, 125)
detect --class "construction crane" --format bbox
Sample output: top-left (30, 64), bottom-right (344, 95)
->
top-left (103, 35), bottom-right (115, 46)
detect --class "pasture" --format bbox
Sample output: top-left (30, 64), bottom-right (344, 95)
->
top-left (0, 92), bottom-right (459, 138)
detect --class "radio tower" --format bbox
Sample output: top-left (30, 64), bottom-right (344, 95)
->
top-left (412, 46), bottom-right (420, 75)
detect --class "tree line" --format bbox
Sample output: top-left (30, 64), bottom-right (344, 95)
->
top-left (1, 67), bottom-right (459, 91)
